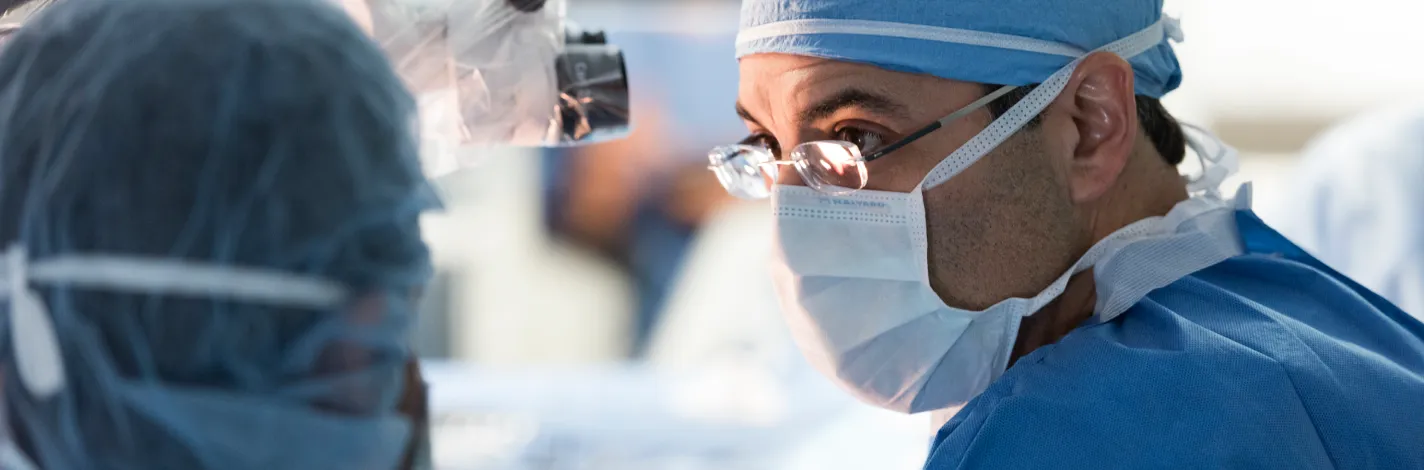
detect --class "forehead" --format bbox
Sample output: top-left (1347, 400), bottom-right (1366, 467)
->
top-left (736, 54), bottom-right (975, 123)
top-left (740, 55), bottom-right (904, 102)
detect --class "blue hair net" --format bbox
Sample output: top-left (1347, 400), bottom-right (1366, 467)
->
top-left (737, 0), bottom-right (1183, 98)
top-left (0, 0), bottom-right (438, 467)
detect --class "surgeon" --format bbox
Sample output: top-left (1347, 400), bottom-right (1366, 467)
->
top-left (0, 0), bottom-right (436, 468)
top-left (705, 1), bottom-right (1424, 468)
top-left (1268, 105), bottom-right (1424, 320)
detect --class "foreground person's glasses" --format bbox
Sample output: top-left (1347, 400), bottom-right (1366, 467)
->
top-left (708, 85), bottom-right (1018, 199)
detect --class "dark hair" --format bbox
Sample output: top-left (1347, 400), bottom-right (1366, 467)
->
top-left (984, 84), bottom-right (1187, 165)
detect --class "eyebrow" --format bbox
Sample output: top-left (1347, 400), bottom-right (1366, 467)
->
top-left (799, 88), bottom-right (910, 123)
top-left (735, 87), bottom-right (912, 128)
top-left (736, 102), bottom-right (759, 125)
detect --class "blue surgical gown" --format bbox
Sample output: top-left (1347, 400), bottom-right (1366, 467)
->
top-left (924, 210), bottom-right (1424, 469)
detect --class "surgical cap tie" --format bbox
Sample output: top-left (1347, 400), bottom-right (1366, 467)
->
top-left (739, 15), bottom-right (1183, 58)
top-left (3, 245), bottom-right (350, 400)
top-left (738, 0), bottom-right (1187, 98)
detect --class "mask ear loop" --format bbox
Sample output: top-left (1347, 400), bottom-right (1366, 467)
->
top-left (1180, 122), bottom-right (1240, 198)
top-left (7, 245), bottom-right (65, 399)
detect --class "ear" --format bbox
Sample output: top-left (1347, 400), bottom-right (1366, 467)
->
top-left (1059, 51), bottom-right (1137, 203)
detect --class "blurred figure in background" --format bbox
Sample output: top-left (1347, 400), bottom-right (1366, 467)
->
top-left (543, 31), bottom-right (745, 356)
top-left (1272, 105), bottom-right (1424, 319)
top-left (0, 0), bottom-right (436, 468)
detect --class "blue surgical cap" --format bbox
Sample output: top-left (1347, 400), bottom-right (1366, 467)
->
top-left (737, 0), bottom-right (1183, 98)
top-left (0, 0), bottom-right (436, 467)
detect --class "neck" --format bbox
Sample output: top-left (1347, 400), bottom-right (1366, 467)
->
top-left (1008, 151), bottom-right (1188, 366)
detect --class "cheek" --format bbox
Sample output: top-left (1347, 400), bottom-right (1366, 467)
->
top-left (922, 160), bottom-right (1002, 247)
top-left (864, 157), bottom-right (927, 192)
top-left (865, 117), bottom-right (995, 193)
top-left (919, 165), bottom-right (1004, 308)
top-left (919, 135), bottom-right (1080, 308)
top-left (863, 140), bottom-right (949, 192)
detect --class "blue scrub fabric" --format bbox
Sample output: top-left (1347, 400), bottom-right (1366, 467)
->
top-left (924, 211), bottom-right (1424, 469)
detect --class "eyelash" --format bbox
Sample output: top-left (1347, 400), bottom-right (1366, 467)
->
top-left (836, 127), bottom-right (887, 155)
top-left (742, 133), bottom-right (781, 158)
top-left (744, 126), bottom-right (888, 160)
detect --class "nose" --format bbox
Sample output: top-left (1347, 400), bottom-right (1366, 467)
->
top-left (773, 161), bottom-right (807, 187)
top-left (765, 131), bottom-right (823, 188)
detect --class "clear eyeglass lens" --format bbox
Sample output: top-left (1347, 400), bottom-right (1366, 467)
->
top-left (791, 141), bottom-right (868, 195)
top-left (708, 144), bottom-right (777, 199)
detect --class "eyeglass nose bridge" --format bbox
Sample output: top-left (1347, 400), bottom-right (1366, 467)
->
top-left (788, 141), bottom-right (871, 194)
top-left (752, 159), bottom-right (808, 187)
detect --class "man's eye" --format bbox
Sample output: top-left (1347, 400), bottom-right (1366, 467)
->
top-left (741, 133), bottom-right (781, 158)
top-left (835, 127), bottom-right (885, 154)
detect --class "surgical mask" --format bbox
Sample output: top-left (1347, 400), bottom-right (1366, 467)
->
top-left (768, 16), bottom-right (1240, 414)
top-left (0, 246), bottom-right (418, 469)
top-left (343, 0), bottom-right (631, 174)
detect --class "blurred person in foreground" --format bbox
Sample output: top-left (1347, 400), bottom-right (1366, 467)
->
top-left (0, 0), bottom-right (436, 468)
top-left (705, 0), bottom-right (1424, 467)
top-left (1270, 105), bottom-right (1424, 320)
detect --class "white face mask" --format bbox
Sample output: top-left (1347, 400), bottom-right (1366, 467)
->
top-left (768, 16), bottom-right (1241, 414)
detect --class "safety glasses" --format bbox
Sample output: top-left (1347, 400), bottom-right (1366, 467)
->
top-left (708, 85), bottom-right (1018, 199)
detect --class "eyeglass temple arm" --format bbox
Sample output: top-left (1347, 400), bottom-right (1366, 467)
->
top-left (863, 85), bottom-right (1020, 162)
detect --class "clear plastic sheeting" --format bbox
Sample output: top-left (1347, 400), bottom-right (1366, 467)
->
top-left (343, 0), bottom-right (631, 172)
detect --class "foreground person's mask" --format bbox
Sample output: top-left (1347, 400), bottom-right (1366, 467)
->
top-left (342, 0), bottom-right (632, 174)
top-left (766, 17), bottom-right (1244, 413)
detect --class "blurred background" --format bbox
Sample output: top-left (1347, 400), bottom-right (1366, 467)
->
top-left (412, 0), bottom-right (1424, 468)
